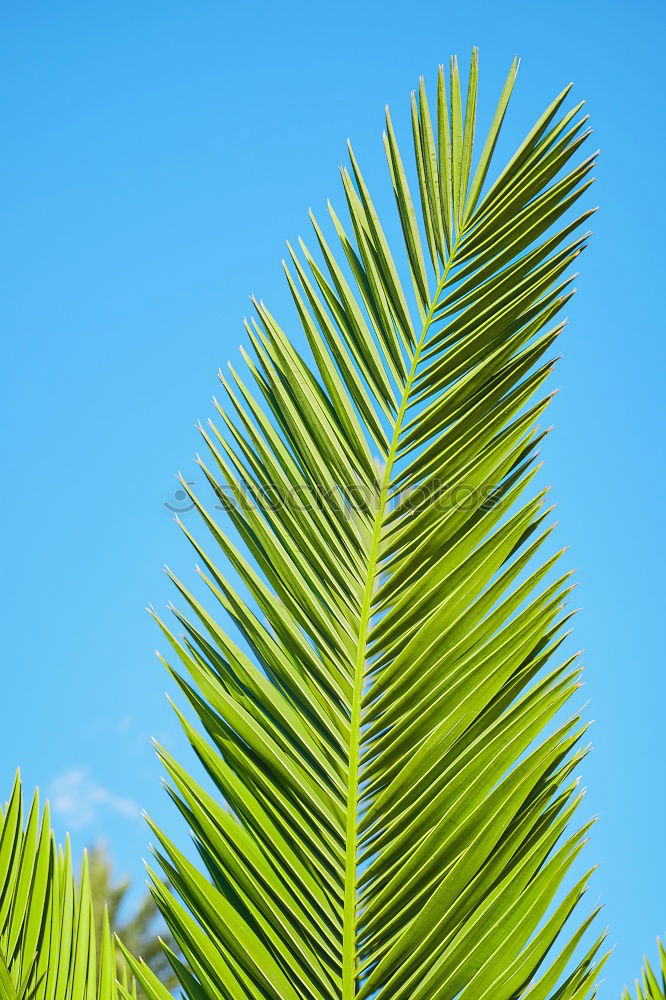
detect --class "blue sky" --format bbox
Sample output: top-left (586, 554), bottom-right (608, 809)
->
top-left (1, 0), bottom-right (664, 994)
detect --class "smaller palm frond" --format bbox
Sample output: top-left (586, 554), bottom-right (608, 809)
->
top-left (623, 940), bottom-right (666, 1000)
top-left (0, 771), bottom-right (135, 1000)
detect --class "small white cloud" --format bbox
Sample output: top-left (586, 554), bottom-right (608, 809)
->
top-left (49, 769), bottom-right (139, 829)
top-left (117, 714), bottom-right (134, 734)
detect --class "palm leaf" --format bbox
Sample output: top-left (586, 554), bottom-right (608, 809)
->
top-left (0, 772), bottom-right (135, 1000)
top-left (137, 50), bottom-right (610, 1000)
top-left (623, 940), bottom-right (666, 1000)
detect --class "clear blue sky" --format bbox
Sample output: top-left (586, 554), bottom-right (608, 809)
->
top-left (1, 1), bottom-right (664, 994)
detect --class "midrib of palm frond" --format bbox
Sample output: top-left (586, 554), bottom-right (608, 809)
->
top-left (343, 243), bottom-right (459, 996)
top-left (340, 147), bottom-right (569, 988)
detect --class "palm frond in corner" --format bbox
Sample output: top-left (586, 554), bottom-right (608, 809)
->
top-left (0, 771), bottom-right (136, 1000)
top-left (623, 940), bottom-right (666, 1000)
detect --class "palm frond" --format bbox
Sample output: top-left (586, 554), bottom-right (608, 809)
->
top-left (0, 772), bottom-right (135, 1000)
top-left (137, 50), bottom-right (609, 1000)
top-left (623, 939), bottom-right (666, 1000)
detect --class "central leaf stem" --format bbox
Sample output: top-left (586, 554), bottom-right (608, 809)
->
top-left (342, 256), bottom-right (455, 998)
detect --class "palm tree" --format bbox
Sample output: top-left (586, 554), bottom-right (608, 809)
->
top-left (121, 49), bottom-right (618, 1000)
top-left (86, 844), bottom-right (177, 994)
top-left (0, 49), bottom-right (662, 1000)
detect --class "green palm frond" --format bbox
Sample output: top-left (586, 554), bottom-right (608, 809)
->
top-left (623, 940), bottom-right (666, 1000)
top-left (133, 50), bottom-right (610, 1000)
top-left (0, 772), bottom-right (135, 1000)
